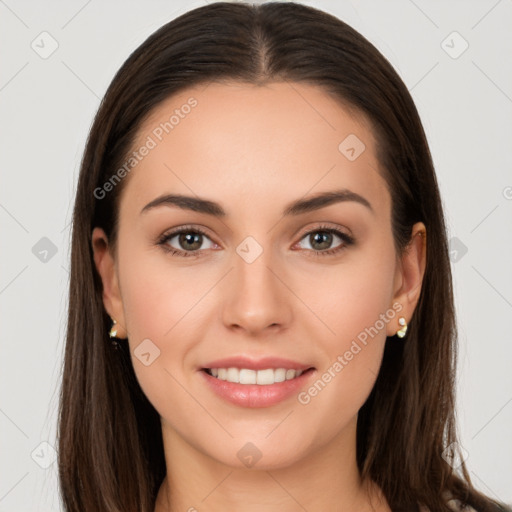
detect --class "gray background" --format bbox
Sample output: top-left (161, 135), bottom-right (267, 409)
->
top-left (1, 0), bottom-right (511, 510)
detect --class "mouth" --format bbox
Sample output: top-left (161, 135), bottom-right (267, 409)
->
top-left (201, 367), bottom-right (316, 386)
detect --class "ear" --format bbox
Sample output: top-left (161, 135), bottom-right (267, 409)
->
top-left (387, 222), bottom-right (427, 337)
top-left (91, 227), bottom-right (127, 338)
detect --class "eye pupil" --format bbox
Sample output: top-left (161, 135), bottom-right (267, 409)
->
top-left (311, 231), bottom-right (332, 250)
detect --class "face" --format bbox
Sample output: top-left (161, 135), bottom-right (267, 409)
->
top-left (93, 81), bottom-right (426, 471)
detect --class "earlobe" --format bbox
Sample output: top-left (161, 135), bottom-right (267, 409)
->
top-left (91, 227), bottom-right (127, 338)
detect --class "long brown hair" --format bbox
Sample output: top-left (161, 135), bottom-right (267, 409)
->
top-left (57, 2), bottom-right (510, 511)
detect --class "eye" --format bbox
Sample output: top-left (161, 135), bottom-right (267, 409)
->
top-left (157, 225), bottom-right (216, 258)
top-left (157, 223), bottom-right (355, 259)
top-left (294, 224), bottom-right (354, 257)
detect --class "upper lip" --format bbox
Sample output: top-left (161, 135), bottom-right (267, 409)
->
top-left (200, 356), bottom-right (314, 371)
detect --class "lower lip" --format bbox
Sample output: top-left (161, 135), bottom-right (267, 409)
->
top-left (199, 368), bottom-right (316, 408)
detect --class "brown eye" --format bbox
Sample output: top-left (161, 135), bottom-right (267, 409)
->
top-left (308, 231), bottom-right (335, 251)
top-left (295, 226), bottom-right (354, 257)
top-left (158, 226), bottom-right (215, 257)
top-left (176, 232), bottom-right (203, 251)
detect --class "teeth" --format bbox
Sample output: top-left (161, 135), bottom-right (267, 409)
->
top-left (207, 367), bottom-right (305, 385)
top-left (240, 369), bottom-right (256, 384)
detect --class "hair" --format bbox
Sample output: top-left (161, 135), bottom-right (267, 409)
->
top-left (57, 2), bottom-right (510, 511)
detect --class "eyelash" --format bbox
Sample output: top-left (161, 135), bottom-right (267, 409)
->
top-left (156, 223), bottom-right (355, 259)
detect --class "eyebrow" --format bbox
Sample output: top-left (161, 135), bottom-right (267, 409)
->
top-left (140, 188), bottom-right (374, 217)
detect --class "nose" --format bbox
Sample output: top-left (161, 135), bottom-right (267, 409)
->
top-left (221, 245), bottom-right (293, 337)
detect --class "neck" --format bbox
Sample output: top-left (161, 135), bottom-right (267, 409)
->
top-left (154, 416), bottom-right (389, 512)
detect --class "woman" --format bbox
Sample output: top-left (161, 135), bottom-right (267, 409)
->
top-left (57, 2), bottom-right (511, 511)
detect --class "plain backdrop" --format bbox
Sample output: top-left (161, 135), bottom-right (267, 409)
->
top-left (1, 1), bottom-right (511, 510)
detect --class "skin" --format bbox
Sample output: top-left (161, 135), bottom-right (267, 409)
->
top-left (92, 81), bottom-right (426, 512)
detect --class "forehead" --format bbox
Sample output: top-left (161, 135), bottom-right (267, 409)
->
top-left (122, 81), bottom-right (389, 221)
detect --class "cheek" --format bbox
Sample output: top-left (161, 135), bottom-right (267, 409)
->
top-left (312, 246), bottom-right (395, 345)
top-left (118, 238), bottom-right (208, 342)
top-left (114, 237), bottom-right (198, 380)
top-left (116, 248), bottom-right (203, 419)
top-left (302, 244), bottom-right (396, 404)
top-left (286, 259), bottom-right (396, 460)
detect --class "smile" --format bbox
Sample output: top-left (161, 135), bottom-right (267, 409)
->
top-left (203, 367), bottom-right (311, 385)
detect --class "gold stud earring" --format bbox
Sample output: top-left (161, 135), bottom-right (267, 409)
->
top-left (396, 317), bottom-right (408, 338)
top-left (109, 318), bottom-right (118, 338)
